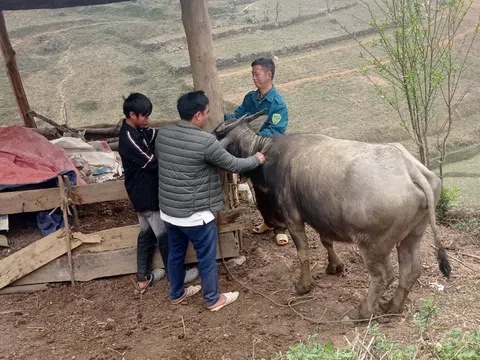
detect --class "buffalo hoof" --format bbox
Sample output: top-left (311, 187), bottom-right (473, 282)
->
top-left (379, 299), bottom-right (391, 313)
top-left (294, 281), bottom-right (312, 295)
top-left (326, 262), bottom-right (344, 275)
top-left (341, 314), bottom-right (356, 327)
top-left (343, 307), bottom-right (371, 323)
top-left (379, 299), bottom-right (403, 315)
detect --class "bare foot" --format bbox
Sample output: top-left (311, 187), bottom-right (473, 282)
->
top-left (137, 280), bottom-right (149, 290)
top-left (211, 294), bottom-right (227, 308)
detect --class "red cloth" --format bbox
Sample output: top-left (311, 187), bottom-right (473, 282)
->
top-left (0, 126), bottom-right (85, 190)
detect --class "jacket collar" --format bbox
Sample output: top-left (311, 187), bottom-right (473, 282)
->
top-left (176, 120), bottom-right (203, 130)
top-left (256, 86), bottom-right (277, 102)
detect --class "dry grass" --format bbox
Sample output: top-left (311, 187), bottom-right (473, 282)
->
top-left (0, 0), bottom-right (479, 201)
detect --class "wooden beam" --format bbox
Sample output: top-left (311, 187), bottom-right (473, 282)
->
top-left (0, 0), bottom-right (131, 11)
top-left (81, 224), bottom-right (247, 253)
top-left (0, 180), bottom-right (252, 218)
top-left (0, 283), bottom-right (48, 295)
top-left (0, 11), bottom-right (36, 128)
top-left (14, 232), bottom-right (239, 286)
top-left (0, 229), bottom-right (101, 290)
top-left (0, 180), bottom-right (128, 215)
top-left (180, 0), bottom-right (224, 132)
top-left (74, 179), bottom-right (128, 204)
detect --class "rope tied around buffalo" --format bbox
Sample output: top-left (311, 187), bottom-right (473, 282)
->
top-left (216, 230), bottom-right (404, 325)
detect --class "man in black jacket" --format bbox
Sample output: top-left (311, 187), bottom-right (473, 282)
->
top-left (118, 93), bottom-right (198, 294)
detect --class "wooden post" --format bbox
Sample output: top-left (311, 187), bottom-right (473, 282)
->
top-left (58, 176), bottom-right (75, 286)
top-left (64, 176), bottom-right (80, 229)
top-left (180, 0), bottom-right (224, 133)
top-left (0, 11), bottom-right (36, 128)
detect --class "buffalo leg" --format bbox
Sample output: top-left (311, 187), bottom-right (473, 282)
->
top-left (320, 236), bottom-right (344, 275)
top-left (252, 184), bottom-right (286, 230)
top-left (380, 221), bottom-right (427, 314)
top-left (285, 218), bottom-right (312, 295)
top-left (345, 248), bottom-right (394, 320)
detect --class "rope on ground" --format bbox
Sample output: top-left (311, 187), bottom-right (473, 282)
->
top-left (218, 233), bottom-right (404, 325)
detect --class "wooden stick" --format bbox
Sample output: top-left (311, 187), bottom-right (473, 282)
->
top-left (0, 310), bottom-right (29, 315)
top-left (458, 251), bottom-right (480, 262)
top-left (77, 127), bottom-right (120, 136)
top-left (30, 127), bottom-right (61, 139)
top-left (63, 176), bottom-right (80, 229)
top-left (31, 111), bottom-right (79, 137)
top-left (181, 315), bottom-right (186, 338)
top-left (58, 176), bottom-right (75, 286)
top-left (0, 283), bottom-right (48, 295)
top-left (0, 11), bottom-right (36, 128)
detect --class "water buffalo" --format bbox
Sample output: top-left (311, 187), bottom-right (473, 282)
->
top-left (214, 114), bottom-right (451, 321)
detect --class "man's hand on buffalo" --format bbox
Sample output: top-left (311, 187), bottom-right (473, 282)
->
top-left (255, 152), bottom-right (265, 164)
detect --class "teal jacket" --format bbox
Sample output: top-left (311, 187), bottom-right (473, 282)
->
top-left (224, 87), bottom-right (288, 137)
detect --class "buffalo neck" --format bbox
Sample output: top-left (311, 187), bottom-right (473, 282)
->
top-left (237, 132), bottom-right (273, 157)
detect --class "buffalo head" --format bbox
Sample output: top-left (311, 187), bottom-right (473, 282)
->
top-left (213, 110), bottom-right (268, 157)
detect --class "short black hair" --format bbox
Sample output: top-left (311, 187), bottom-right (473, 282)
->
top-left (123, 93), bottom-right (152, 118)
top-left (177, 91), bottom-right (209, 120)
top-left (251, 57), bottom-right (275, 79)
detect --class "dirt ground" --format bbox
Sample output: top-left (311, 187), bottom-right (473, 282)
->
top-left (1, 203), bottom-right (480, 360)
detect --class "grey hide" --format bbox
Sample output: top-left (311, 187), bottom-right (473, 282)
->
top-left (213, 117), bottom-right (451, 321)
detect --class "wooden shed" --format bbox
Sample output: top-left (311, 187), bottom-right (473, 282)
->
top-left (0, 0), bottom-right (243, 294)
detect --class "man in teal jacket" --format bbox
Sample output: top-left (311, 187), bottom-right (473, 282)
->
top-left (225, 57), bottom-right (288, 137)
top-left (225, 57), bottom-right (290, 246)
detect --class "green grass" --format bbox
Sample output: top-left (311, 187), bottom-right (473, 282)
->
top-left (264, 299), bottom-right (480, 360)
top-left (443, 154), bottom-right (480, 208)
top-left (74, 3), bottom-right (168, 21)
top-left (2, 0), bottom-right (479, 206)
top-left (280, 73), bottom-right (407, 141)
top-left (216, 36), bottom-right (382, 97)
top-left (160, 5), bottom-right (377, 70)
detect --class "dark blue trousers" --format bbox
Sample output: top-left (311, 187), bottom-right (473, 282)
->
top-left (165, 220), bottom-right (219, 307)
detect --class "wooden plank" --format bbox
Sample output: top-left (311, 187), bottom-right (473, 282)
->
top-left (14, 233), bottom-right (239, 285)
top-left (0, 0), bottom-right (131, 11)
top-left (0, 187), bottom-right (61, 215)
top-left (0, 234), bottom-right (8, 247)
top-left (84, 224), bottom-right (247, 253)
top-left (0, 180), bottom-right (128, 215)
top-left (74, 180), bottom-right (127, 205)
top-left (0, 283), bottom-right (48, 295)
top-left (0, 230), bottom-right (101, 290)
top-left (0, 180), bottom-right (250, 216)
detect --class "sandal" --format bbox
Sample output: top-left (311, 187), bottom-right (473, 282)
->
top-left (134, 276), bottom-right (153, 296)
top-left (252, 223), bottom-right (274, 234)
top-left (208, 292), bottom-right (239, 312)
top-left (133, 268), bottom-right (166, 295)
top-left (170, 285), bottom-right (202, 305)
top-left (275, 234), bottom-right (289, 246)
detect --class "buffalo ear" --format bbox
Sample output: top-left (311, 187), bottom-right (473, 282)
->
top-left (248, 115), bottom-right (268, 134)
top-left (218, 137), bottom-right (230, 148)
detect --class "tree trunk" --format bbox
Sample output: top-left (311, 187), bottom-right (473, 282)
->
top-left (0, 11), bottom-right (36, 128)
top-left (180, 0), bottom-right (231, 210)
top-left (180, 0), bottom-right (224, 132)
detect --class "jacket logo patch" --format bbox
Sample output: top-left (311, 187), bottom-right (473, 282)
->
top-left (272, 113), bottom-right (282, 124)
